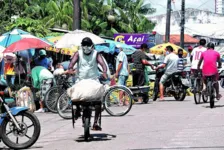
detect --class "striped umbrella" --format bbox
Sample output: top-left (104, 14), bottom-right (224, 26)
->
top-left (0, 29), bottom-right (39, 47)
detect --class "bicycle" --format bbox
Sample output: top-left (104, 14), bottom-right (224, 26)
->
top-left (57, 81), bottom-right (133, 119)
top-left (193, 71), bottom-right (208, 104)
top-left (44, 75), bottom-right (74, 113)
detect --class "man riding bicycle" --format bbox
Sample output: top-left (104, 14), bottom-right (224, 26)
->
top-left (190, 39), bottom-right (207, 91)
top-left (197, 42), bottom-right (222, 100)
top-left (68, 37), bottom-right (107, 131)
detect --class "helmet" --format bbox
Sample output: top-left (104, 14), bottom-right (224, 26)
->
top-left (207, 42), bottom-right (215, 49)
top-left (81, 37), bottom-right (93, 46)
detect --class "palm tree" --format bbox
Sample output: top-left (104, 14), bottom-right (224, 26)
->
top-left (44, 0), bottom-right (73, 30)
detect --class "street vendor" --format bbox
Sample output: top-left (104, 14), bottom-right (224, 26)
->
top-left (68, 37), bottom-right (107, 131)
top-left (31, 66), bottom-right (54, 113)
top-left (34, 50), bottom-right (52, 70)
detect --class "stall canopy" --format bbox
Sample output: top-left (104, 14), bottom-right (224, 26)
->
top-left (95, 39), bottom-right (136, 55)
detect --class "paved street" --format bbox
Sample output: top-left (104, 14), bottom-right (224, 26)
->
top-left (2, 89), bottom-right (224, 150)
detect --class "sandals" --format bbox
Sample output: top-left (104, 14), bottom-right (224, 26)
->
top-left (91, 124), bottom-right (102, 131)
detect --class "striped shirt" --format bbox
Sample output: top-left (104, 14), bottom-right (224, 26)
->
top-left (177, 58), bottom-right (186, 71)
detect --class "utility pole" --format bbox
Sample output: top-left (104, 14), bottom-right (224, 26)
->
top-left (180, 0), bottom-right (185, 48)
top-left (9, 0), bottom-right (12, 21)
top-left (165, 0), bottom-right (172, 43)
top-left (73, 0), bottom-right (81, 30)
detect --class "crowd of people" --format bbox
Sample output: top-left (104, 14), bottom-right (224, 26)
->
top-left (1, 37), bottom-right (222, 124)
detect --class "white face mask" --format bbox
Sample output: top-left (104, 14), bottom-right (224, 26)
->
top-left (166, 51), bottom-right (170, 55)
top-left (82, 46), bottom-right (92, 54)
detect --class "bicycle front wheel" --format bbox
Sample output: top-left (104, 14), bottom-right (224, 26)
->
top-left (44, 86), bottom-right (64, 113)
top-left (103, 85), bottom-right (133, 116)
top-left (57, 92), bottom-right (74, 119)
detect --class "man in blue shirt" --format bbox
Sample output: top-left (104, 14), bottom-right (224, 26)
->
top-left (34, 50), bottom-right (51, 70)
top-left (115, 46), bottom-right (129, 86)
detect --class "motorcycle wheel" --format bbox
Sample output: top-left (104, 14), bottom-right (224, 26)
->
top-left (142, 93), bottom-right (149, 104)
top-left (152, 79), bottom-right (159, 101)
top-left (174, 84), bottom-right (187, 101)
top-left (0, 111), bottom-right (41, 149)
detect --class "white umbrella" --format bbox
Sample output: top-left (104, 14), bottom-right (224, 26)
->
top-left (0, 46), bottom-right (5, 62)
top-left (55, 29), bottom-right (105, 48)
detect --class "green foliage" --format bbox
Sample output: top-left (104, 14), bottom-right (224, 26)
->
top-left (0, 0), bottom-right (156, 37)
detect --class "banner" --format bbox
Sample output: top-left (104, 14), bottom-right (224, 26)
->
top-left (114, 33), bottom-right (149, 48)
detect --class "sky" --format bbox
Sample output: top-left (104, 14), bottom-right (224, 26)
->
top-left (147, 0), bottom-right (215, 16)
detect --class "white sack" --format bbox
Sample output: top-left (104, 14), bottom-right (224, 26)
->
top-left (67, 79), bottom-right (105, 102)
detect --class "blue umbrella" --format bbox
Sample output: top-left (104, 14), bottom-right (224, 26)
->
top-left (105, 39), bottom-right (136, 55)
top-left (0, 29), bottom-right (33, 47)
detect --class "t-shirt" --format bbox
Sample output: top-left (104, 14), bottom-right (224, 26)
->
top-left (200, 49), bottom-right (220, 76)
top-left (4, 63), bottom-right (15, 75)
top-left (31, 66), bottom-right (54, 89)
top-left (163, 53), bottom-right (179, 74)
top-left (191, 46), bottom-right (207, 69)
top-left (132, 50), bottom-right (147, 70)
top-left (177, 58), bottom-right (184, 71)
top-left (116, 51), bottom-right (129, 76)
top-left (34, 57), bottom-right (51, 69)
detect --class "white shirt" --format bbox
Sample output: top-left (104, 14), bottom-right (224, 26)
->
top-left (191, 46), bottom-right (207, 69)
top-left (163, 53), bottom-right (179, 74)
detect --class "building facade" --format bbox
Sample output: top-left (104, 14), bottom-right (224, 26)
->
top-left (215, 0), bottom-right (224, 14)
top-left (148, 8), bottom-right (224, 26)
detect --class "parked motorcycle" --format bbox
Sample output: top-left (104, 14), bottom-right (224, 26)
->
top-left (0, 81), bottom-right (41, 149)
top-left (152, 67), bottom-right (189, 101)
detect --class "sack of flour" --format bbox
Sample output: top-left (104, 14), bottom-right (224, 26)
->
top-left (67, 79), bottom-right (105, 102)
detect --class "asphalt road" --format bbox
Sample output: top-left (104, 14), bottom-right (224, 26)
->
top-left (1, 89), bottom-right (224, 150)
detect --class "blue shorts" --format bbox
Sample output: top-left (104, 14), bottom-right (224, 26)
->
top-left (117, 75), bottom-right (128, 86)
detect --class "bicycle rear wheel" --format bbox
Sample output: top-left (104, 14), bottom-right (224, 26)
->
top-left (208, 81), bottom-right (215, 108)
top-left (193, 79), bottom-right (202, 104)
top-left (44, 86), bottom-right (64, 113)
top-left (103, 85), bottom-right (133, 116)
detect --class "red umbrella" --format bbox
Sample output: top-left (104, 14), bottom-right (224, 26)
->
top-left (3, 38), bottom-right (52, 53)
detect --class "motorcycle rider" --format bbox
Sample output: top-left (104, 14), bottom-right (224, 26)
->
top-left (197, 42), bottom-right (222, 100)
top-left (190, 39), bottom-right (207, 91)
top-left (155, 46), bottom-right (179, 100)
top-left (68, 37), bottom-right (107, 131)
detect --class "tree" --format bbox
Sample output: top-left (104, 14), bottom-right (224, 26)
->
top-left (1, 0), bottom-right (156, 37)
top-left (5, 18), bottom-right (50, 37)
top-left (44, 0), bottom-right (73, 30)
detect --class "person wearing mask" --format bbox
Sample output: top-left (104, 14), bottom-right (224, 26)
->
top-left (190, 39), bottom-right (207, 91)
top-left (131, 43), bottom-right (154, 86)
top-left (155, 46), bottom-right (179, 100)
top-left (31, 66), bottom-right (54, 113)
top-left (34, 50), bottom-right (51, 70)
top-left (68, 37), bottom-right (107, 131)
top-left (198, 42), bottom-right (222, 100)
top-left (177, 49), bottom-right (186, 72)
